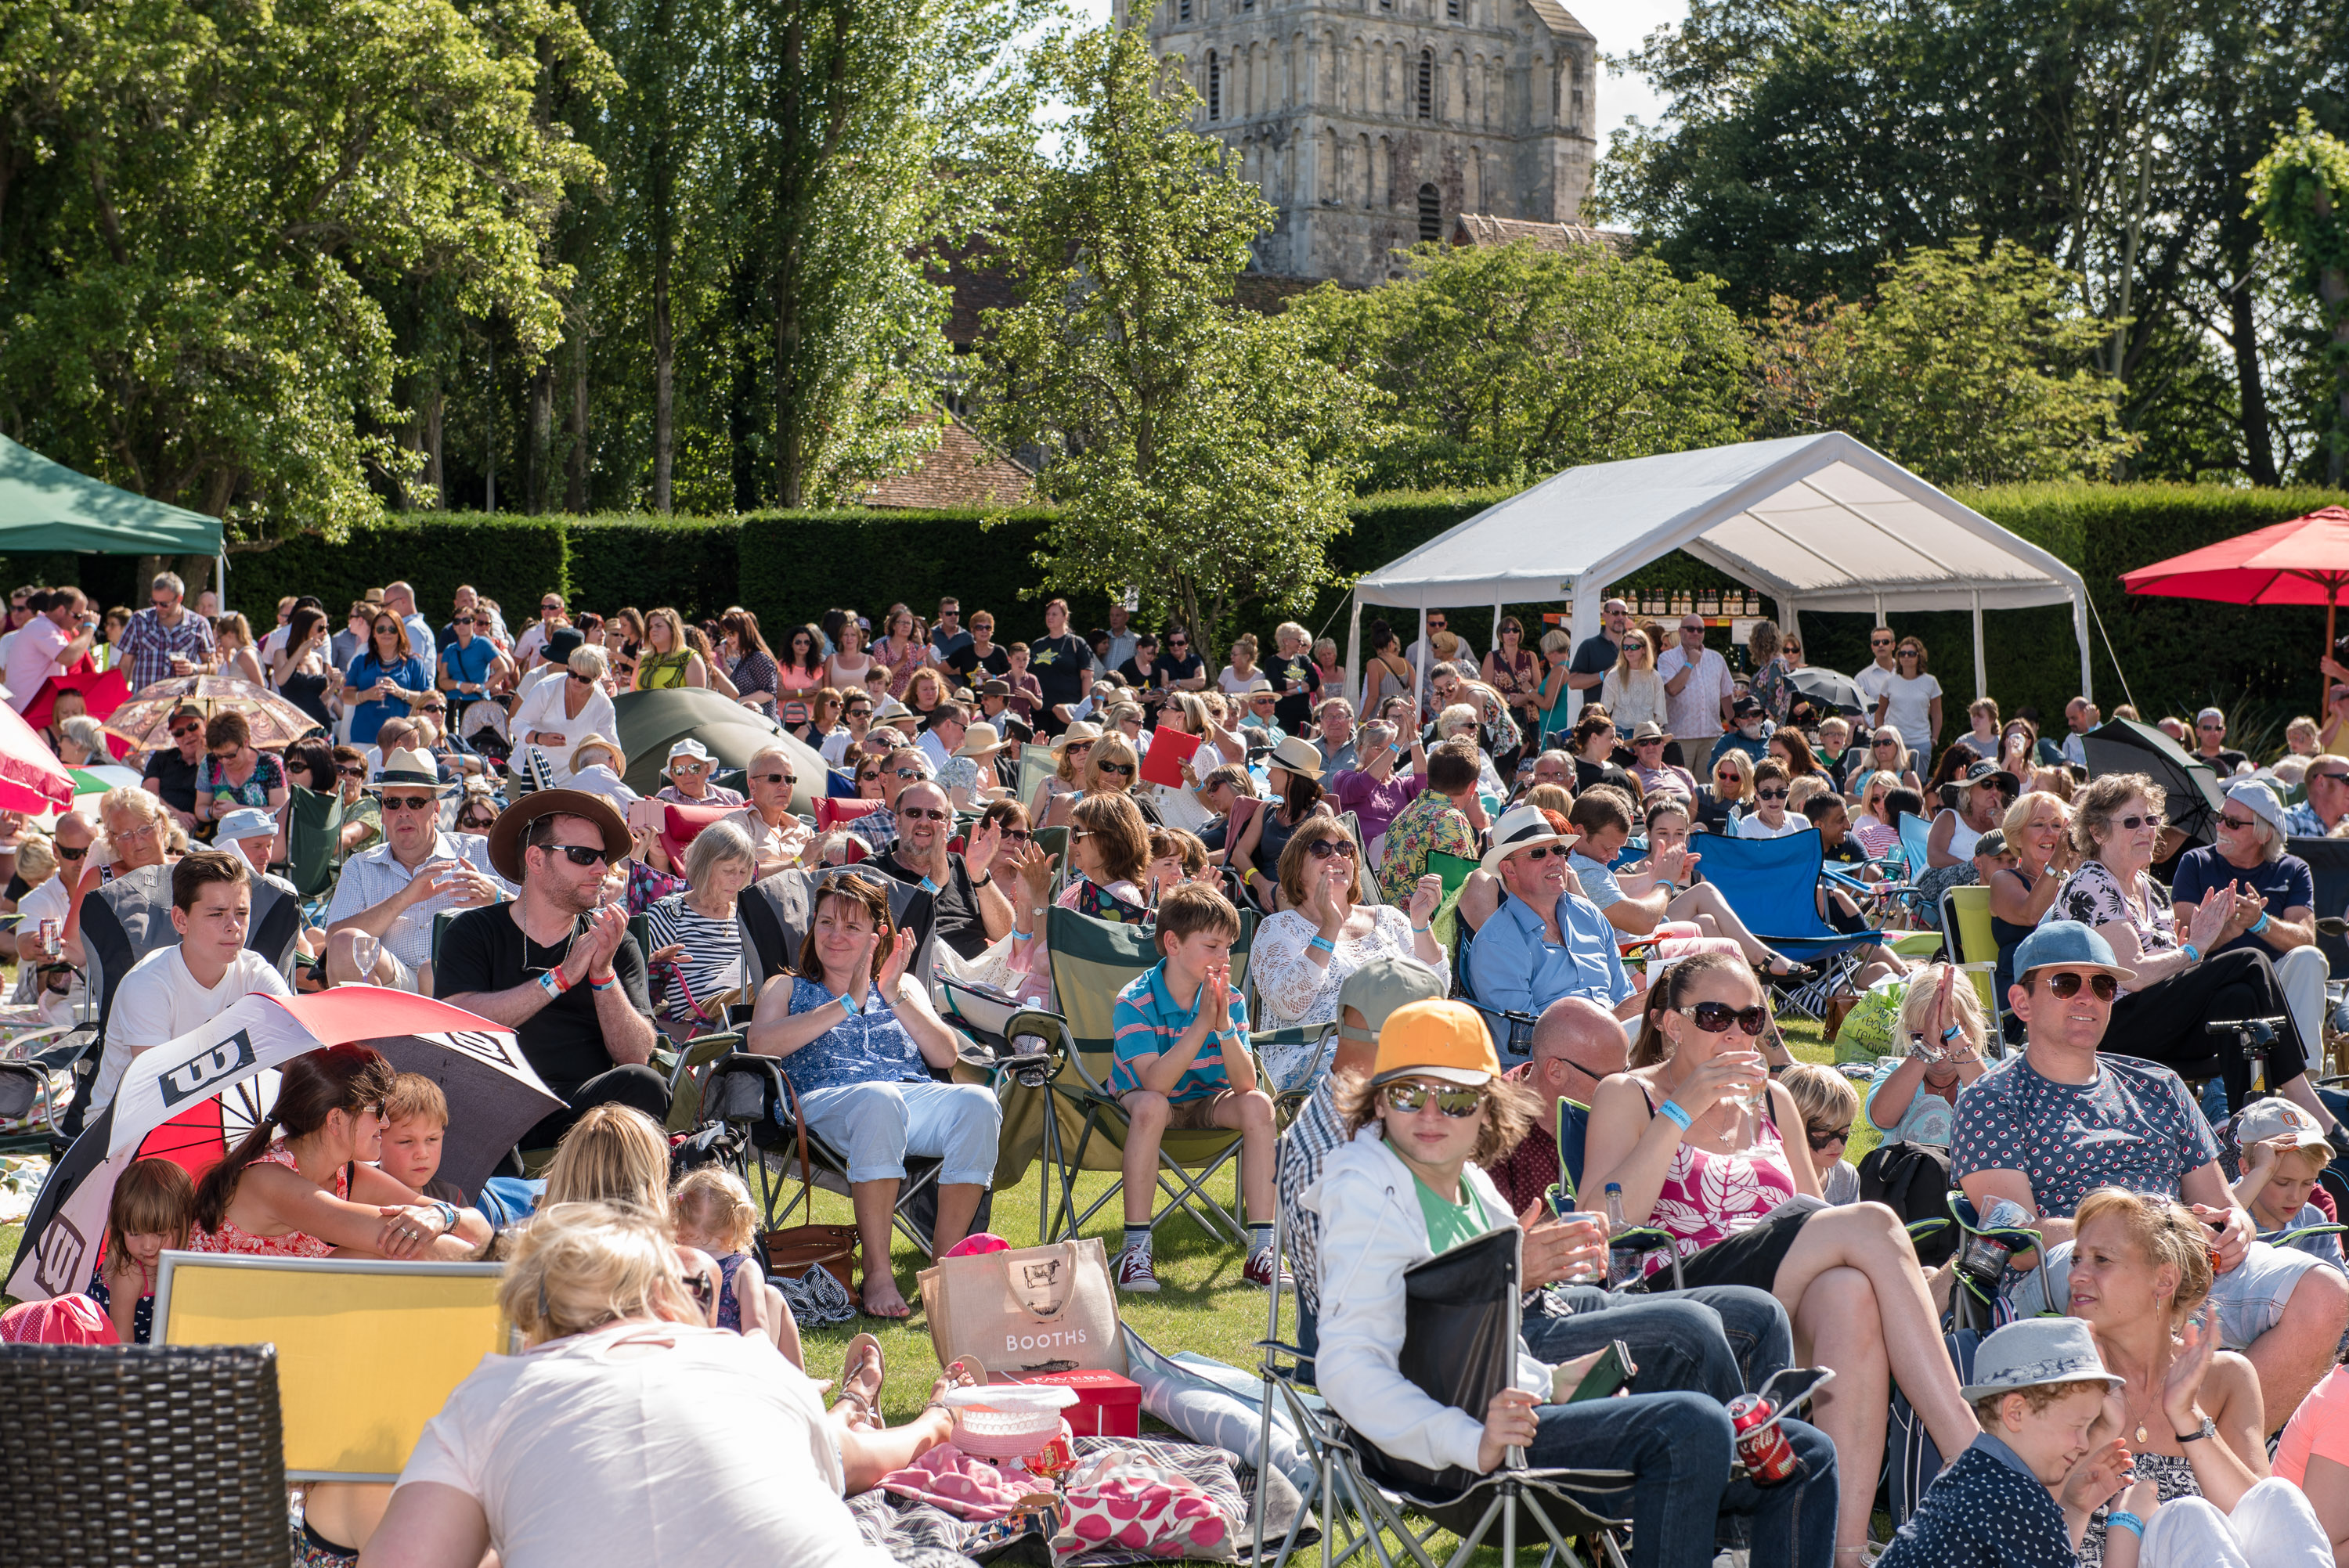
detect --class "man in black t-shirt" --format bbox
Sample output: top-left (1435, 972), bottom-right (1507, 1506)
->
top-left (1157, 629), bottom-right (1207, 695)
top-left (870, 781), bottom-right (1014, 961)
top-left (1564, 598), bottom-right (1631, 696)
top-left (1026, 597), bottom-right (1093, 733)
top-left (435, 789), bottom-right (664, 1148)
top-left (139, 703), bottom-right (209, 831)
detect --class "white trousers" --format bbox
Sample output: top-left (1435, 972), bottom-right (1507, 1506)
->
top-left (2274, 944), bottom-right (2333, 1071)
top-left (2138, 1476), bottom-right (2332, 1568)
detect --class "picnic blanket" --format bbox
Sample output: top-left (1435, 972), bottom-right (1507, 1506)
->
top-left (847, 1434), bottom-right (1308, 1566)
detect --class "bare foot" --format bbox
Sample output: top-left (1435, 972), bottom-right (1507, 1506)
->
top-left (860, 1276), bottom-right (911, 1319)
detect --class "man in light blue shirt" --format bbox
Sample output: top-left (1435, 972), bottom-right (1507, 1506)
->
top-left (1464, 806), bottom-right (1639, 1041)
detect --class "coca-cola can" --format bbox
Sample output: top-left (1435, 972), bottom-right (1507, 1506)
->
top-left (1727, 1394), bottom-right (1797, 1484)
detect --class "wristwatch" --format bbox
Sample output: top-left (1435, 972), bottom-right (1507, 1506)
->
top-left (2176, 1415), bottom-right (2217, 1444)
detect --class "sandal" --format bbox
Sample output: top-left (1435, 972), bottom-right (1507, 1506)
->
top-left (838, 1332), bottom-right (886, 1428)
top-left (1759, 953), bottom-right (1817, 983)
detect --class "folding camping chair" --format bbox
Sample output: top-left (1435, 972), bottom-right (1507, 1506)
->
top-left (1250, 1221), bottom-right (1638, 1568)
top-left (1690, 832), bottom-right (1878, 1023)
top-left (1938, 885), bottom-right (2007, 1045)
top-left (1002, 903), bottom-right (1268, 1246)
top-left (1452, 917), bottom-right (1538, 1062)
top-left (278, 783), bottom-right (345, 904)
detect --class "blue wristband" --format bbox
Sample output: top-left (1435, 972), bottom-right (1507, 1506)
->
top-left (2180, 942), bottom-right (2202, 964)
top-left (1308, 935), bottom-right (1337, 955)
top-left (2250, 910), bottom-right (2270, 935)
top-left (2106, 1512), bottom-right (2144, 1539)
top-left (1656, 1099), bottom-right (1694, 1132)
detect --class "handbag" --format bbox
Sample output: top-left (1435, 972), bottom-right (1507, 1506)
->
top-left (918, 1237), bottom-right (1128, 1378)
top-left (759, 1069), bottom-right (861, 1289)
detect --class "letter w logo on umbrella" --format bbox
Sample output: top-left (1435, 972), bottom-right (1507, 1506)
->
top-left (158, 1029), bottom-right (258, 1109)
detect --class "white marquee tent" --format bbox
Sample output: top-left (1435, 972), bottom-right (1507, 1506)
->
top-left (1347, 432), bottom-right (2094, 718)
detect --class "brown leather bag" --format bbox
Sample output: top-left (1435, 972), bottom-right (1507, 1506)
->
top-left (758, 1069), bottom-right (861, 1289)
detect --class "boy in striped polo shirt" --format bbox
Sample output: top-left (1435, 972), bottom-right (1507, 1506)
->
top-left (1109, 882), bottom-right (1283, 1292)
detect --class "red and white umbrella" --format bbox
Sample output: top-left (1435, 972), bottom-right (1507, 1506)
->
top-left (5, 987), bottom-right (561, 1303)
top-left (0, 696), bottom-right (77, 816)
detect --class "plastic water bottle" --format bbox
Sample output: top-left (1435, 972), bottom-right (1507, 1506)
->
top-left (1604, 1183), bottom-right (1641, 1289)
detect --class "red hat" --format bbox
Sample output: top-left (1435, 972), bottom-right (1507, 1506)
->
top-left (1, 1296), bottom-right (121, 1345)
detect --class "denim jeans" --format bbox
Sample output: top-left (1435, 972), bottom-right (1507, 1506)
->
top-left (1530, 1285), bottom-right (1793, 1402)
top-left (1525, 1392), bottom-right (1838, 1568)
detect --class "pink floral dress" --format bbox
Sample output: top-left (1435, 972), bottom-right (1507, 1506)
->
top-left (192, 1141), bottom-right (345, 1258)
top-left (1636, 1083), bottom-right (1799, 1274)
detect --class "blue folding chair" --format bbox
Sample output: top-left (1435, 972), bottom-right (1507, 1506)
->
top-left (1450, 919), bottom-right (1536, 1064)
top-left (1690, 831), bottom-right (1878, 1022)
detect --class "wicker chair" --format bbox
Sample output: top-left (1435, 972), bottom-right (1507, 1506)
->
top-left (0, 1343), bottom-right (290, 1566)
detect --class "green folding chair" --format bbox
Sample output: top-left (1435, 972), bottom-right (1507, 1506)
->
top-left (1002, 903), bottom-right (1265, 1245)
top-left (280, 784), bottom-right (345, 902)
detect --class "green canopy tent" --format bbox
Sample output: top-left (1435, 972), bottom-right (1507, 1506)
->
top-left (0, 434), bottom-right (224, 600)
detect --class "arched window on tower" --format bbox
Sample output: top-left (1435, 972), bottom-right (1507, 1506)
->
top-left (1177, 0), bottom-right (1190, 21)
top-left (1208, 51), bottom-right (1221, 118)
top-left (1446, 0), bottom-right (1460, 17)
top-left (1416, 48), bottom-right (1432, 118)
top-left (1417, 183), bottom-right (1441, 242)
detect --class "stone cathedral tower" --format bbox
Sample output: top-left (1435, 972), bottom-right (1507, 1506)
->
top-left (1114, 0), bottom-right (1600, 285)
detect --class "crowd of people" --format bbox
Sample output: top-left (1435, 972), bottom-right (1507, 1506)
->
top-left (15, 573), bottom-right (2349, 1568)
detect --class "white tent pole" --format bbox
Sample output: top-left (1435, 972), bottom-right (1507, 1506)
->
top-left (2073, 589), bottom-right (2095, 705)
top-left (1568, 577), bottom-right (1600, 728)
top-left (1971, 590), bottom-right (1987, 701)
top-left (1780, 600), bottom-right (1799, 650)
top-left (1873, 593), bottom-right (1884, 629)
top-left (217, 551), bottom-right (227, 618)
top-left (1345, 595), bottom-right (1363, 711)
top-left (1413, 607), bottom-right (1427, 714)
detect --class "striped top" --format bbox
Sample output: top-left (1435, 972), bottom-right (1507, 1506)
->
top-left (1110, 961), bottom-right (1248, 1102)
top-left (644, 892), bottom-right (745, 1024)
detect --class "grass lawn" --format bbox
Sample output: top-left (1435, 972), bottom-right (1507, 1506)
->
top-left (0, 1016), bottom-right (1875, 1561)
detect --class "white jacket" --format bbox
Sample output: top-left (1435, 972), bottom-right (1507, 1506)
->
top-left (1303, 1126), bottom-right (1550, 1476)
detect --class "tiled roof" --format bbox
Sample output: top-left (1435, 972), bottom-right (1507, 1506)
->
top-left (864, 411), bottom-right (1035, 510)
top-left (1519, 0), bottom-right (1596, 40)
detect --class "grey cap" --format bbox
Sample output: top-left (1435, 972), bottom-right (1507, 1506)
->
top-left (1959, 1316), bottom-right (2123, 1403)
top-left (213, 807), bottom-right (277, 844)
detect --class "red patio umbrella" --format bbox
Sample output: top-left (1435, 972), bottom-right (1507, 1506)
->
top-left (0, 694), bottom-right (78, 815)
top-left (2119, 506), bottom-right (2349, 705)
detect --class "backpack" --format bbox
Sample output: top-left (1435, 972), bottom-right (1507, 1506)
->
top-left (1857, 1140), bottom-right (1958, 1266)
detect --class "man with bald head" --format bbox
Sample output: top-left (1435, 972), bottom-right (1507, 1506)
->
top-left (1485, 997), bottom-right (1629, 1213)
top-left (16, 810), bottom-right (94, 1013)
top-left (719, 744), bottom-right (813, 878)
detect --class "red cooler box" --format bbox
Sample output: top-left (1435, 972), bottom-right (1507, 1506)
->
top-left (1003, 1368), bottom-right (1142, 1437)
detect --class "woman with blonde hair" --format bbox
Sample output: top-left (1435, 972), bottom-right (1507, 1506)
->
top-left (633, 607), bottom-right (707, 690)
top-left (1600, 628), bottom-right (1667, 737)
top-left (1694, 747), bottom-right (1754, 834)
top-left (512, 644), bottom-right (618, 786)
top-left (215, 611), bottom-right (266, 686)
top-left (1850, 769), bottom-right (1904, 859)
top-left (1027, 720), bottom-right (1102, 828)
top-left (2063, 1187), bottom-right (2328, 1567)
top-left (1218, 632), bottom-right (1263, 697)
top-left (362, 1199), bottom-right (955, 1566)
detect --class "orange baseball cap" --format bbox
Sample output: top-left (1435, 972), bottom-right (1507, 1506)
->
top-left (1369, 998), bottom-right (1503, 1088)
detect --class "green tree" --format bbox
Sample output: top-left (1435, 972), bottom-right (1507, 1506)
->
top-left (1599, 0), bottom-right (2349, 485)
top-left (1289, 240), bottom-right (1748, 492)
top-left (0, 0), bottom-right (605, 541)
top-left (2253, 111), bottom-right (2349, 485)
top-left (970, 27), bottom-right (1378, 658)
top-left (1748, 237), bottom-right (2134, 487)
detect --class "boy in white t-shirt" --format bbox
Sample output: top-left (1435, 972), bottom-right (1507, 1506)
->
top-left (90, 849), bottom-right (291, 1113)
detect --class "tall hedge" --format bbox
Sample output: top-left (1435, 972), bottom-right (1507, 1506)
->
top-left (204, 483), bottom-right (2349, 744)
top-left (565, 516), bottom-right (743, 624)
top-left (226, 516), bottom-right (568, 625)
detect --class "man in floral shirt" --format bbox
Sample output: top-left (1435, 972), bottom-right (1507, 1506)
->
top-left (1375, 741), bottom-right (1485, 903)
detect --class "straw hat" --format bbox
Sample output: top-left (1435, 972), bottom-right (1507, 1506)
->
top-left (954, 723), bottom-right (1010, 760)
top-left (1052, 722), bottom-right (1103, 759)
top-left (1266, 735), bottom-right (1323, 780)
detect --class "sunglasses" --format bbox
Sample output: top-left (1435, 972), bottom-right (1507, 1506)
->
top-left (2042, 971), bottom-right (2119, 1001)
top-left (1065, 742), bottom-right (1094, 755)
top-left (56, 844), bottom-right (86, 860)
top-left (1755, 788), bottom-right (1789, 801)
top-left (1871, 637), bottom-right (1893, 647)
top-left (2110, 813), bottom-right (2158, 831)
top-left (171, 724), bottom-right (203, 740)
top-left (1169, 639), bottom-right (1188, 647)
top-left (1681, 1001), bottom-right (1770, 1036)
top-left (1095, 760), bottom-right (1135, 777)
top-left (337, 765), bottom-right (366, 779)
top-left (381, 796), bottom-right (438, 813)
top-left (998, 827), bottom-right (1033, 843)
top-left (458, 814), bottom-right (496, 830)
top-left (2219, 813), bottom-right (2259, 831)
top-left (898, 806), bottom-right (950, 822)
top-left (2314, 772), bottom-right (2349, 785)
top-left (1381, 1080), bottom-right (1485, 1118)
top-left (847, 707), bottom-right (873, 717)
top-left (1874, 738), bottom-right (1898, 748)
top-left (752, 771), bottom-right (796, 786)
top-left (889, 766), bottom-right (922, 780)
top-left (568, 673), bottom-right (593, 685)
top-left (543, 842), bottom-right (609, 867)
top-left (2199, 723), bottom-right (2225, 731)
top-left (1806, 1123), bottom-right (1851, 1151)
top-left (1306, 838), bottom-right (1359, 861)
top-left (455, 617), bottom-right (476, 626)
top-left (541, 602), bottom-right (562, 612)
top-left (681, 1270), bottom-right (714, 1311)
